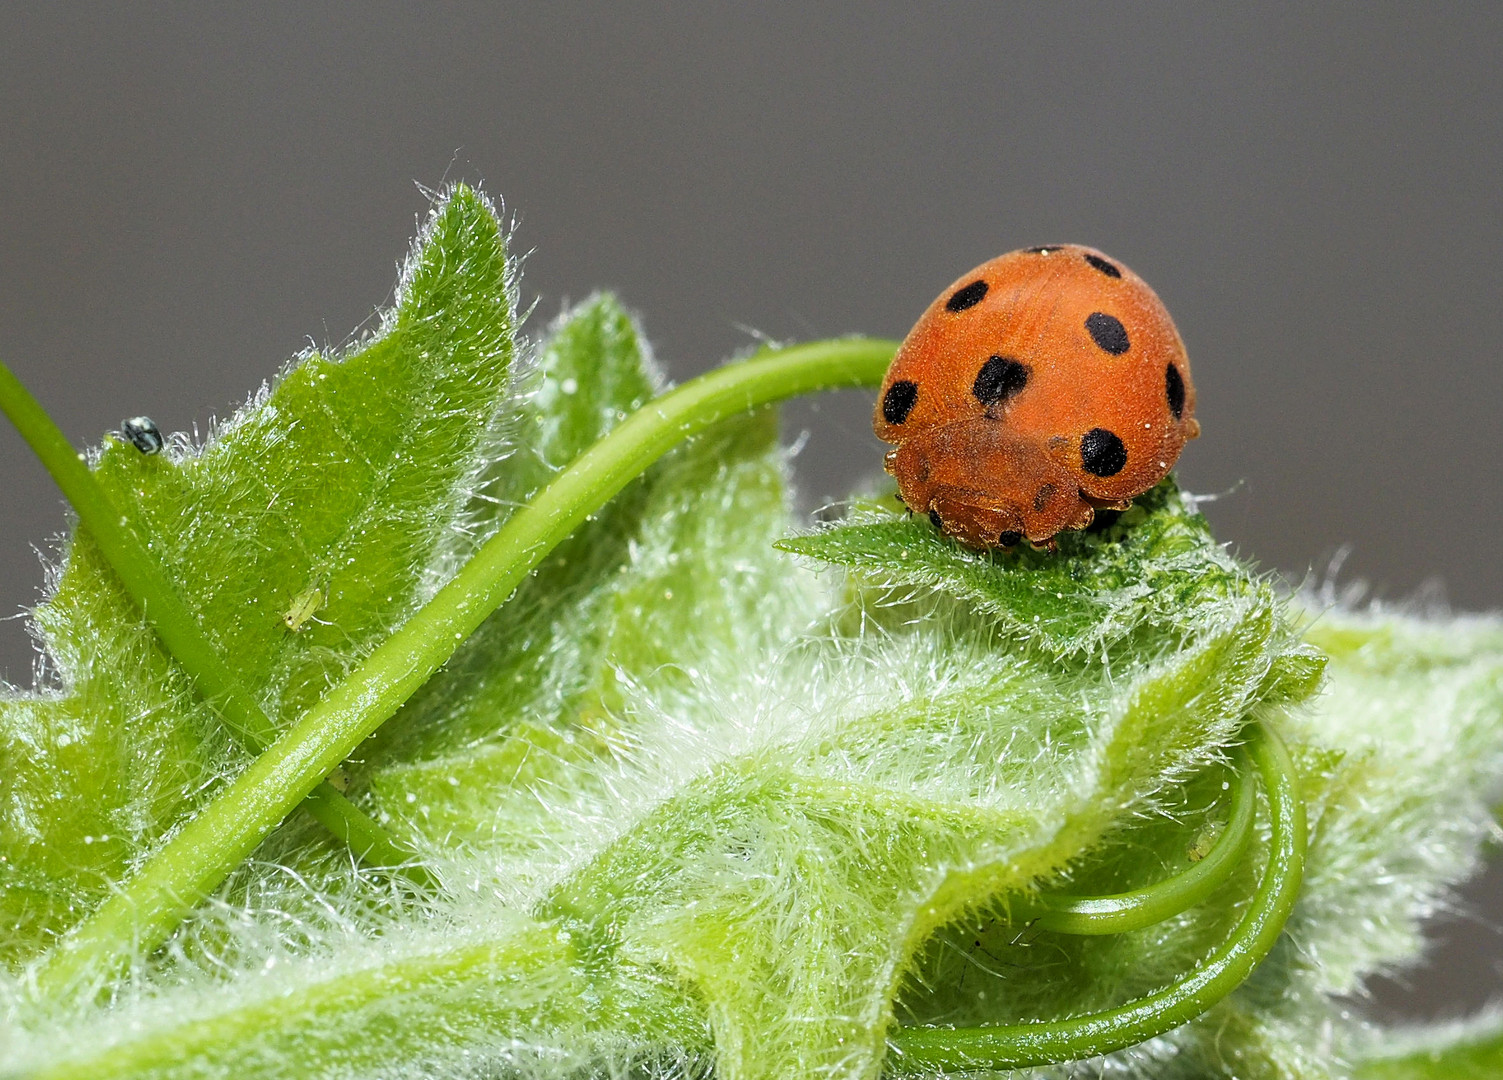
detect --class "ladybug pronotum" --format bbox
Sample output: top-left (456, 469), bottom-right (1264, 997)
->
top-left (873, 244), bottom-right (1199, 550)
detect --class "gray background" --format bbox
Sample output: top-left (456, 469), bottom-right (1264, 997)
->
top-left (0, 5), bottom-right (1498, 1018)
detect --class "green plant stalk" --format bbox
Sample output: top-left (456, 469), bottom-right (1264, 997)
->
top-left (0, 359), bottom-right (422, 877)
top-left (888, 721), bottom-right (1306, 1071)
top-left (1035, 754), bottom-right (1256, 935)
top-left (32, 337), bottom-right (900, 996)
top-left (28, 938), bottom-right (556, 1080)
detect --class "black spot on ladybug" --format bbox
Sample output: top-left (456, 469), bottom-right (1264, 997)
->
top-left (1025, 246), bottom-right (1059, 254)
top-left (928, 508), bottom-right (943, 530)
top-left (972, 356), bottom-right (1029, 407)
top-left (883, 380), bottom-right (919, 424)
top-left (1033, 483), bottom-right (1057, 513)
top-left (945, 279), bottom-right (989, 312)
top-left (997, 530), bottom-right (1023, 547)
top-left (1080, 428), bottom-right (1128, 477)
top-left (1083, 253), bottom-right (1122, 278)
top-left (1166, 363), bottom-right (1186, 419)
top-left (1085, 313), bottom-right (1130, 355)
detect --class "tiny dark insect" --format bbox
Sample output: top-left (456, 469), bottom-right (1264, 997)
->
top-left (121, 416), bottom-right (164, 455)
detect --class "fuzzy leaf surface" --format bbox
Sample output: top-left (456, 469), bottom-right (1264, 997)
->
top-left (1356, 1013), bottom-right (1503, 1080)
top-left (0, 185), bottom-right (516, 960)
top-left (775, 487), bottom-right (1253, 657)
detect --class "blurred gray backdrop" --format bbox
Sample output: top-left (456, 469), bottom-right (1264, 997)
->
top-left (1, 4), bottom-right (1498, 1019)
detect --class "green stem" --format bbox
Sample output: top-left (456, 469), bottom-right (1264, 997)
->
top-left (0, 359), bottom-right (423, 881)
top-left (31, 337), bottom-right (899, 996)
top-left (1035, 754), bottom-right (1256, 935)
top-left (888, 721), bottom-right (1306, 1071)
top-left (28, 937), bottom-right (566, 1080)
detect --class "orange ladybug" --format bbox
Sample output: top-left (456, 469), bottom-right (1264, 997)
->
top-left (874, 244), bottom-right (1199, 550)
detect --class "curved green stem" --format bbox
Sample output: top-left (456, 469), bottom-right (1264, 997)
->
top-left (32, 337), bottom-right (899, 996)
top-left (1034, 754), bottom-right (1257, 935)
top-left (0, 359), bottom-right (424, 881)
top-left (27, 936), bottom-right (571, 1080)
top-left (889, 721), bottom-right (1306, 1071)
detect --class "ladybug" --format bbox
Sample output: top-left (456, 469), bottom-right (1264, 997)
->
top-left (874, 244), bottom-right (1199, 550)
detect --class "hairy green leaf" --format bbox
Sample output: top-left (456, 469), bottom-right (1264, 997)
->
top-left (775, 484), bottom-right (1255, 656)
top-left (1356, 1013), bottom-right (1503, 1080)
top-left (0, 185), bottom-right (516, 960)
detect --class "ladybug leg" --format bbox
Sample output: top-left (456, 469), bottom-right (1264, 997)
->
top-left (927, 486), bottom-right (1025, 551)
top-left (1082, 492), bottom-right (1133, 512)
top-left (1067, 501), bottom-right (1096, 531)
top-left (1020, 475), bottom-right (1096, 545)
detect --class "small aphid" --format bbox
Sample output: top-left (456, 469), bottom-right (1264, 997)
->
top-left (1187, 822), bottom-right (1223, 863)
top-left (282, 584), bottom-right (325, 632)
top-left (120, 416), bottom-right (164, 455)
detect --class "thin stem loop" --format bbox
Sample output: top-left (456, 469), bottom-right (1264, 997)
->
top-left (888, 721), bottom-right (1306, 1071)
top-left (1035, 754), bottom-right (1257, 936)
